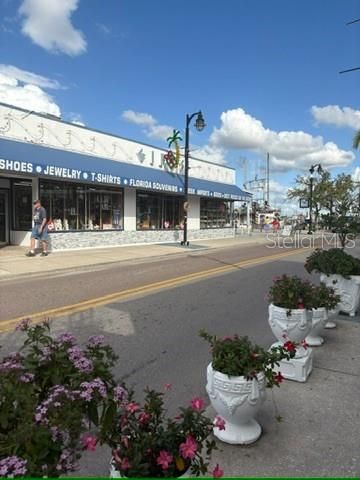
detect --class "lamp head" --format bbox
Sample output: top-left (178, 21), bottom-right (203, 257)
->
top-left (195, 111), bottom-right (206, 132)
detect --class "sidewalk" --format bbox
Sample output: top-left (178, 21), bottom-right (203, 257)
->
top-left (0, 233), bottom-right (269, 280)
top-left (208, 317), bottom-right (360, 477)
top-left (77, 315), bottom-right (360, 478)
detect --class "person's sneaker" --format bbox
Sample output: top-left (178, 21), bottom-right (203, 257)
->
top-left (26, 251), bottom-right (35, 257)
top-left (40, 252), bottom-right (48, 257)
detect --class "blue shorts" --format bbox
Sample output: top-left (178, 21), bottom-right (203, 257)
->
top-left (31, 225), bottom-right (49, 242)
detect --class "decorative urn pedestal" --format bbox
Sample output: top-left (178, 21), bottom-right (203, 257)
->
top-left (305, 307), bottom-right (327, 346)
top-left (268, 304), bottom-right (313, 382)
top-left (206, 363), bottom-right (266, 445)
top-left (320, 274), bottom-right (360, 318)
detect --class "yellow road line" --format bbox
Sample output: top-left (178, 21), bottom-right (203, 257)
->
top-left (0, 247), bottom-right (307, 333)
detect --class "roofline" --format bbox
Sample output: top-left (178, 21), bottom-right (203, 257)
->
top-left (0, 101), bottom-right (236, 172)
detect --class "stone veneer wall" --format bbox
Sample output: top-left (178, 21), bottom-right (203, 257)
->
top-left (48, 228), bottom-right (235, 251)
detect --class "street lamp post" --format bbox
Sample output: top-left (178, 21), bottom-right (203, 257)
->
top-left (181, 111), bottom-right (205, 246)
top-left (307, 163), bottom-right (323, 234)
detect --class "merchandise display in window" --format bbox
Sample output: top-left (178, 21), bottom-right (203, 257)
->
top-left (200, 199), bottom-right (233, 229)
top-left (136, 191), bottom-right (183, 230)
top-left (40, 181), bottom-right (123, 231)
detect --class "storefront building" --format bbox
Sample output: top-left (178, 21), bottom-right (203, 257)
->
top-left (0, 102), bottom-right (251, 250)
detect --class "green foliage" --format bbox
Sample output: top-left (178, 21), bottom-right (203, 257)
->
top-left (268, 275), bottom-right (318, 310)
top-left (305, 248), bottom-right (360, 278)
top-left (199, 330), bottom-right (295, 386)
top-left (0, 321), bottom-right (118, 477)
top-left (312, 283), bottom-right (340, 310)
top-left (321, 215), bottom-right (360, 247)
top-left (99, 387), bottom-right (217, 478)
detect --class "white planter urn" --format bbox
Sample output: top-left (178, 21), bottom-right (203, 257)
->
top-left (268, 304), bottom-right (313, 382)
top-left (305, 307), bottom-right (328, 346)
top-left (320, 274), bottom-right (360, 317)
top-left (206, 363), bottom-right (266, 445)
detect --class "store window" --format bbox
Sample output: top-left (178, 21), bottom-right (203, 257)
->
top-left (40, 180), bottom-right (123, 231)
top-left (200, 199), bottom-right (233, 229)
top-left (12, 180), bottom-right (32, 230)
top-left (136, 191), bottom-right (183, 230)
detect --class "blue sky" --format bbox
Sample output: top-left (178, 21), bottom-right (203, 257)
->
top-left (1, 0), bottom-right (359, 213)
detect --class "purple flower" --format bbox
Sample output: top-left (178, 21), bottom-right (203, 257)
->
top-left (113, 385), bottom-right (128, 403)
top-left (0, 456), bottom-right (27, 477)
top-left (68, 346), bottom-right (93, 372)
top-left (67, 346), bottom-right (83, 361)
top-left (73, 357), bottom-right (93, 373)
top-left (19, 373), bottom-right (34, 383)
top-left (80, 378), bottom-right (107, 402)
top-left (15, 318), bottom-right (31, 332)
top-left (0, 352), bottom-right (24, 372)
top-left (57, 332), bottom-right (76, 345)
top-left (88, 335), bottom-right (105, 347)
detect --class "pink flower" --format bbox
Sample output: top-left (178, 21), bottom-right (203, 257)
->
top-left (156, 450), bottom-right (173, 470)
top-left (212, 463), bottom-right (224, 478)
top-left (179, 435), bottom-right (197, 459)
top-left (301, 340), bottom-right (309, 349)
top-left (164, 383), bottom-right (172, 390)
top-left (125, 402), bottom-right (140, 413)
top-left (214, 416), bottom-right (226, 430)
top-left (81, 434), bottom-right (97, 451)
top-left (190, 397), bottom-right (205, 410)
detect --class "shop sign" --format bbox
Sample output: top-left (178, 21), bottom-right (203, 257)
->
top-left (0, 159), bottom-right (178, 193)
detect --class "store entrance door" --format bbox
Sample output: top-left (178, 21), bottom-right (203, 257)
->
top-left (0, 189), bottom-right (9, 247)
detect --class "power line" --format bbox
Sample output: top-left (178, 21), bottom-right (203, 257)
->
top-left (339, 66), bottom-right (360, 74)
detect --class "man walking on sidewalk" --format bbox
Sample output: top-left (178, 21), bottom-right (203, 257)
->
top-left (26, 199), bottom-right (49, 257)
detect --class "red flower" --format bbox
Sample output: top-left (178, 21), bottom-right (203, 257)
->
top-left (179, 435), bottom-right (197, 459)
top-left (212, 464), bottom-right (224, 478)
top-left (214, 416), bottom-right (226, 430)
top-left (190, 397), bottom-right (205, 410)
top-left (283, 340), bottom-right (296, 353)
top-left (156, 450), bottom-right (173, 470)
top-left (81, 434), bottom-right (97, 451)
top-left (138, 412), bottom-right (151, 424)
top-left (274, 372), bottom-right (284, 384)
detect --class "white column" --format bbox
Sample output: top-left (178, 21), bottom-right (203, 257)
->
top-left (124, 188), bottom-right (136, 231)
top-left (187, 196), bottom-right (200, 230)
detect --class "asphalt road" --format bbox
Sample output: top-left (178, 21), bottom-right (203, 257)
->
top-left (0, 246), bottom-right (311, 474)
top-left (0, 243), bottom-right (304, 321)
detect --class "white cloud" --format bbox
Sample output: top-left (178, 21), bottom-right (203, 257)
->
top-left (210, 107), bottom-right (355, 172)
top-left (0, 64), bottom-right (62, 89)
top-left (122, 110), bottom-right (156, 126)
top-left (19, 0), bottom-right (86, 56)
top-left (0, 71), bottom-right (61, 116)
top-left (311, 105), bottom-right (360, 130)
top-left (122, 109), bottom-right (173, 140)
top-left (69, 112), bottom-right (85, 126)
top-left (192, 145), bottom-right (227, 165)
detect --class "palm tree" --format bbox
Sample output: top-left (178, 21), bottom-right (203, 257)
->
top-left (353, 130), bottom-right (360, 149)
top-left (166, 129), bottom-right (183, 167)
